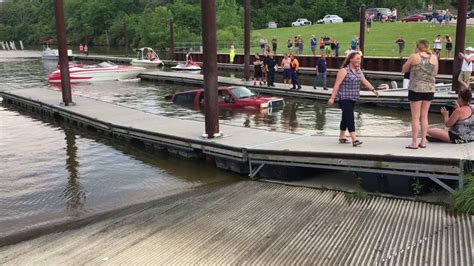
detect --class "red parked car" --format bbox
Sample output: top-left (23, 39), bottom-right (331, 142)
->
top-left (401, 14), bottom-right (426, 22)
top-left (169, 86), bottom-right (284, 111)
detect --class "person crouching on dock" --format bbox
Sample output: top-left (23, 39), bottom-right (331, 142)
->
top-left (427, 89), bottom-right (473, 144)
top-left (327, 51), bottom-right (379, 147)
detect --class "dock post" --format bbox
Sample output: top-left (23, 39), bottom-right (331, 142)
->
top-left (452, 0), bottom-right (468, 92)
top-left (201, 0), bottom-right (220, 138)
top-left (243, 0), bottom-right (251, 81)
top-left (53, 0), bottom-right (73, 105)
top-left (124, 23), bottom-right (129, 57)
top-left (359, 4), bottom-right (366, 55)
top-left (169, 19), bottom-right (174, 61)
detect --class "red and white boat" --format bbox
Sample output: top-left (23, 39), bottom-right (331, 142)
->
top-left (48, 62), bottom-right (146, 83)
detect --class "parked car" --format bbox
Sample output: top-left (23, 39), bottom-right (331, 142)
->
top-left (317, 15), bottom-right (343, 24)
top-left (267, 21), bottom-right (277, 29)
top-left (468, 10), bottom-right (474, 18)
top-left (292, 18), bottom-right (312, 27)
top-left (169, 86), bottom-right (285, 111)
top-left (401, 14), bottom-right (426, 22)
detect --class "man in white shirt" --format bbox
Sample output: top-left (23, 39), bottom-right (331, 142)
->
top-left (458, 47), bottom-right (474, 89)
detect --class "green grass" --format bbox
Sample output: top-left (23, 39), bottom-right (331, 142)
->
top-left (247, 22), bottom-right (474, 58)
top-left (450, 174), bottom-right (474, 214)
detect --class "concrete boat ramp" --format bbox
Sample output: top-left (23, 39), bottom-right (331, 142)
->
top-left (1, 181), bottom-right (472, 265)
top-left (139, 71), bottom-right (459, 110)
top-left (1, 88), bottom-right (473, 264)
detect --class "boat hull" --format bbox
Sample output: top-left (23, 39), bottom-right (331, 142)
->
top-left (48, 66), bottom-right (145, 83)
top-left (131, 59), bottom-right (164, 68)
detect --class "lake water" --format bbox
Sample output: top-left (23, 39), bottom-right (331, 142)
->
top-left (0, 57), bottom-right (443, 237)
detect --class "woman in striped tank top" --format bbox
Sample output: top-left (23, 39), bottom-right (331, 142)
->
top-left (328, 52), bottom-right (379, 147)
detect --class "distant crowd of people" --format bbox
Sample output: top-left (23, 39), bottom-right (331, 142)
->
top-left (257, 35), bottom-right (342, 57)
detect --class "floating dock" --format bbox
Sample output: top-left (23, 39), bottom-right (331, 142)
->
top-left (1, 88), bottom-right (472, 194)
top-left (139, 71), bottom-right (459, 110)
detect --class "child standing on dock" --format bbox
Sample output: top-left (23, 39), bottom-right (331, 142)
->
top-left (327, 52), bottom-right (379, 147)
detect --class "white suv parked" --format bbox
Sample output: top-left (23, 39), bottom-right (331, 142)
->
top-left (317, 15), bottom-right (344, 24)
top-left (292, 18), bottom-right (312, 27)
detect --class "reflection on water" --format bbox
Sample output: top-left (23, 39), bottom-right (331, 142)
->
top-left (64, 130), bottom-right (86, 214)
top-left (0, 105), bottom-right (237, 236)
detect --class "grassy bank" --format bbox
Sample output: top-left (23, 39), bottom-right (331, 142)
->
top-left (248, 22), bottom-right (474, 58)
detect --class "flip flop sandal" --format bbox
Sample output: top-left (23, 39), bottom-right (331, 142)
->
top-left (418, 144), bottom-right (427, 148)
top-left (352, 140), bottom-right (363, 147)
top-left (339, 138), bottom-right (349, 144)
top-left (405, 145), bottom-right (418, 149)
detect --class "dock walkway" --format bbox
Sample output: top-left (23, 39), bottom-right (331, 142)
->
top-left (0, 181), bottom-right (472, 265)
top-left (1, 88), bottom-right (472, 194)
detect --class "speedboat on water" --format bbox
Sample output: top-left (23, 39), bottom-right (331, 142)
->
top-left (131, 47), bottom-right (164, 68)
top-left (171, 61), bottom-right (201, 71)
top-left (42, 47), bottom-right (72, 60)
top-left (48, 61), bottom-right (146, 83)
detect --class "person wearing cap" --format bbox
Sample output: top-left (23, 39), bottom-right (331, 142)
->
top-left (458, 47), bottom-right (474, 90)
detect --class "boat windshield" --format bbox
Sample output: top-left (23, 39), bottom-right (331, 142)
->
top-left (98, 61), bottom-right (116, 68)
top-left (230, 86), bottom-right (256, 99)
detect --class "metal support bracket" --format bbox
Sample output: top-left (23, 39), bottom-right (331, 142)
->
top-left (248, 160), bottom-right (265, 180)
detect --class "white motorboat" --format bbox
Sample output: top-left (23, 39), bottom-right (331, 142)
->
top-left (42, 47), bottom-right (72, 60)
top-left (48, 61), bottom-right (146, 83)
top-left (131, 47), bottom-right (164, 68)
top-left (171, 61), bottom-right (201, 71)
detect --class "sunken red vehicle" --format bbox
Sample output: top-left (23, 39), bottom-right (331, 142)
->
top-left (170, 86), bottom-right (285, 111)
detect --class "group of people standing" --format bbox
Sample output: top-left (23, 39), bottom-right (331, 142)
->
top-left (433, 34), bottom-right (454, 58)
top-left (253, 51), bottom-right (301, 90)
top-left (78, 43), bottom-right (88, 55)
top-left (329, 39), bottom-right (472, 147)
top-left (285, 35), bottom-right (340, 57)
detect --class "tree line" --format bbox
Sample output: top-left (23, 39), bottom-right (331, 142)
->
top-left (0, 0), bottom-right (462, 48)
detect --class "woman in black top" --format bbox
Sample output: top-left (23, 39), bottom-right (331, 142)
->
top-left (253, 54), bottom-right (263, 85)
top-left (445, 35), bottom-right (453, 58)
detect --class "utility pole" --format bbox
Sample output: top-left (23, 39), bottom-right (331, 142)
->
top-left (452, 0), bottom-right (468, 92)
top-left (243, 0), bottom-right (251, 81)
top-left (359, 4), bottom-right (366, 55)
top-left (169, 19), bottom-right (175, 60)
top-left (124, 23), bottom-right (129, 57)
top-left (53, 0), bottom-right (72, 105)
top-left (200, 0), bottom-right (220, 138)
